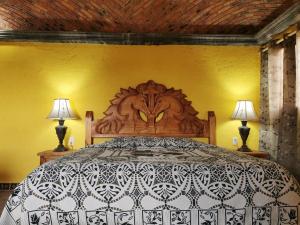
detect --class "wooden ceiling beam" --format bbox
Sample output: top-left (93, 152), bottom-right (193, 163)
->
top-left (0, 31), bottom-right (257, 45)
top-left (256, 2), bottom-right (300, 45)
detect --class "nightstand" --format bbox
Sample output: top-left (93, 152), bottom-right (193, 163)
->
top-left (37, 150), bottom-right (73, 165)
top-left (242, 151), bottom-right (270, 159)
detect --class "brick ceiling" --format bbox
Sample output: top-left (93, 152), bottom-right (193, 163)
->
top-left (0, 0), bottom-right (297, 35)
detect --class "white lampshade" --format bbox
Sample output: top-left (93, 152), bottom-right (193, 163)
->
top-left (47, 98), bottom-right (78, 120)
top-left (232, 100), bottom-right (258, 121)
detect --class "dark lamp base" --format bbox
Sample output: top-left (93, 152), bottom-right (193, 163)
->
top-left (237, 120), bottom-right (252, 152)
top-left (54, 144), bottom-right (68, 152)
top-left (53, 119), bottom-right (68, 152)
top-left (237, 145), bottom-right (252, 152)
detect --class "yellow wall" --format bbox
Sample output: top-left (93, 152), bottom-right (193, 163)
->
top-left (0, 43), bottom-right (260, 183)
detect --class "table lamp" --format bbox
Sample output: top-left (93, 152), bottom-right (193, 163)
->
top-left (232, 100), bottom-right (258, 152)
top-left (47, 98), bottom-right (78, 152)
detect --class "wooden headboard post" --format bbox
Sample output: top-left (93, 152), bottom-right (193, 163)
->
top-left (85, 111), bottom-right (94, 146)
top-left (208, 111), bottom-right (216, 145)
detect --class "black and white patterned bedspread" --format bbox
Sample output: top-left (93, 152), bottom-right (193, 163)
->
top-left (1, 137), bottom-right (300, 225)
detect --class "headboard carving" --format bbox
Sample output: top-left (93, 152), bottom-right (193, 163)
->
top-left (85, 80), bottom-right (216, 145)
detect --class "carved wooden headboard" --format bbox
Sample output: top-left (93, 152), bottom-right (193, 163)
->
top-left (85, 80), bottom-right (216, 145)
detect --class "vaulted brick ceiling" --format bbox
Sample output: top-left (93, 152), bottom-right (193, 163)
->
top-left (0, 0), bottom-right (296, 34)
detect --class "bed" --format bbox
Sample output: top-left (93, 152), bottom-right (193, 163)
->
top-left (1, 80), bottom-right (299, 225)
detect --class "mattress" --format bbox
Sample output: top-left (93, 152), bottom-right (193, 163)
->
top-left (0, 137), bottom-right (299, 225)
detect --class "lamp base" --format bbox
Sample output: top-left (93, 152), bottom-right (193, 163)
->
top-left (237, 145), bottom-right (252, 152)
top-left (54, 144), bottom-right (68, 152)
top-left (237, 120), bottom-right (252, 152)
top-left (53, 119), bottom-right (68, 152)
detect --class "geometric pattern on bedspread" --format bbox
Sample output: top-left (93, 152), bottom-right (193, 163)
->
top-left (0, 137), bottom-right (300, 225)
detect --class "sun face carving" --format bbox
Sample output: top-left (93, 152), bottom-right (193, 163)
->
top-left (95, 80), bottom-right (205, 136)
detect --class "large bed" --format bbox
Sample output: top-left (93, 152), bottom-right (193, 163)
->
top-left (1, 81), bottom-right (299, 225)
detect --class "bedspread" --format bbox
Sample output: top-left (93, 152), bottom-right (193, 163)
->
top-left (1, 137), bottom-right (300, 225)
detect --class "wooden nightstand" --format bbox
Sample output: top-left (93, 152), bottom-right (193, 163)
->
top-left (37, 150), bottom-right (73, 165)
top-left (243, 151), bottom-right (270, 159)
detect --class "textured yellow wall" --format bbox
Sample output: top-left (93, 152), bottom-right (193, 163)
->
top-left (0, 43), bottom-right (260, 183)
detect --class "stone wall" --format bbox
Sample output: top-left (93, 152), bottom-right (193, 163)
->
top-left (278, 38), bottom-right (297, 175)
top-left (296, 31), bottom-right (300, 180)
top-left (259, 51), bottom-right (276, 157)
top-left (260, 35), bottom-right (299, 181)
